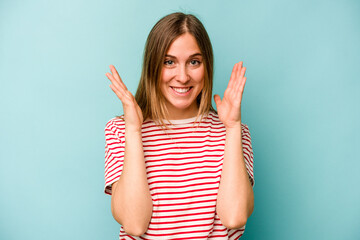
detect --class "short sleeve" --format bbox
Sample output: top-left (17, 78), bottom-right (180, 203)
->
top-left (104, 118), bottom-right (126, 195)
top-left (241, 123), bottom-right (255, 187)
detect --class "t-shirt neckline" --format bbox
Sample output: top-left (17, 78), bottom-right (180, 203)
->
top-left (165, 115), bottom-right (200, 125)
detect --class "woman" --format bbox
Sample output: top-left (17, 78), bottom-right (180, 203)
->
top-left (104, 12), bottom-right (254, 239)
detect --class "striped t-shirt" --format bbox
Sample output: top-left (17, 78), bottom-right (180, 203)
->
top-left (104, 111), bottom-right (254, 240)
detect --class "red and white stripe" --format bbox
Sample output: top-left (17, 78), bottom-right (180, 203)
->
top-left (104, 112), bottom-right (254, 240)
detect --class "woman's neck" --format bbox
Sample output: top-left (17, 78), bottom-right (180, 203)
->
top-left (165, 105), bottom-right (199, 120)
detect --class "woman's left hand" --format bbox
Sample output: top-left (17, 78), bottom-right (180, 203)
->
top-left (214, 61), bottom-right (247, 129)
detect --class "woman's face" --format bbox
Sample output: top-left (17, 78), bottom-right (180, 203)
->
top-left (160, 33), bottom-right (205, 119)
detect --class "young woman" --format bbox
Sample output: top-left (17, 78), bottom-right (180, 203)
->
top-left (104, 12), bottom-right (254, 240)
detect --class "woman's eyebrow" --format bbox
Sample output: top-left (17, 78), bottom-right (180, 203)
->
top-left (190, 53), bottom-right (202, 58)
top-left (165, 53), bottom-right (202, 58)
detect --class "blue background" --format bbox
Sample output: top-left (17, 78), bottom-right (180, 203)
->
top-left (1, 0), bottom-right (359, 239)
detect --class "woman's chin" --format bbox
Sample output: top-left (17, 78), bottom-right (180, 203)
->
top-left (166, 102), bottom-right (199, 117)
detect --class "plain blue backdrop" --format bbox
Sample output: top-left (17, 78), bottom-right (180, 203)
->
top-left (1, 0), bottom-right (359, 239)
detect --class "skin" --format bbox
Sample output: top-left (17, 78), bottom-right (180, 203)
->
top-left (105, 32), bottom-right (254, 234)
top-left (214, 62), bottom-right (254, 228)
top-left (105, 65), bottom-right (152, 236)
top-left (160, 33), bottom-right (205, 119)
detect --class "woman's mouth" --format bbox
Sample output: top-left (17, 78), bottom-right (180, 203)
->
top-left (170, 86), bottom-right (193, 95)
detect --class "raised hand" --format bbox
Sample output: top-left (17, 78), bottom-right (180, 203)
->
top-left (106, 65), bottom-right (143, 132)
top-left (214, 61), bottom-right (247, 129)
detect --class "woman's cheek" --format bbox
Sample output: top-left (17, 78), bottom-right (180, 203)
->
top-left (194, 67), bottom-right (205, 82)
top-left (161, 69), bottom-right (174, 82)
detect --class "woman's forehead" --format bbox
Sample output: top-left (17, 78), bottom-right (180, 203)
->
top-left (166, 33), bottom-right (201, 57)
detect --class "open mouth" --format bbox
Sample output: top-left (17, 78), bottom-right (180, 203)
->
top-left (171, 86), bottom-right (193, 94)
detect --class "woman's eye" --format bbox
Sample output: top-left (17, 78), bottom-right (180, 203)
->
top-left (164, 60), bottom-right (174, 65)
top-left (190, 60), bottom-right (201, 66)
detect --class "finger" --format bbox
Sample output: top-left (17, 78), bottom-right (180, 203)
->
top-left (109, 83), bottom-right (127, 102)
top-left (213, 94), bottom-right (222, 108)
top-left (106, 69), bottom-right (130, 96)
top-left (238, 67), bottom-right (246, 91)
top-left (109, 78), bottom-right (133, 103)
top-left (106, 72), bottom-right (124, 92)
top-left (240, 66), bottom-right (246, 79)
top-left (240, 76), bottom-right (247, 93)
top-left (236, 61), bottom-right (243, 76)
top-left (235, 61), bottom-right (244, 81)
top-left (109, 84), bottom-right (124, 101)
top-left (110, 65), bottom-right (128, 90)
top-left (234, 72), bottom-right (243, 95)
top-left (235, 76), bottom-right (247, 100)
top-left (234, 65), bottom-right (246, 92)
top-left (228, 63), bottom-right (238, 90)
top-left (230, 62), bottom-right (242, 92)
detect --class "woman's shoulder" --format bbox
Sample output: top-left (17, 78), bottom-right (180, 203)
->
top-left (206, 111), bottom-right (250, 131)
top-left (241, 122), bottom-right (249, 131)
top-left (105, 115), bottom-right (125, 131)
top-left (204, 111), bottom-right (221, 123)
top-left (206, 111), bottom-right (247, 125)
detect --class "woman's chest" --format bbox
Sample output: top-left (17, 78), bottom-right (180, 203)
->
top-left (142, 127), bottom-right (226, 203)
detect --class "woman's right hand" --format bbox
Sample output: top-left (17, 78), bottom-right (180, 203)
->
top-left (106, 65), bottom-right (143, 132)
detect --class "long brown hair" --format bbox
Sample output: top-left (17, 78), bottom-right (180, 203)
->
top-left (134, 12), bottom-right (216, 127)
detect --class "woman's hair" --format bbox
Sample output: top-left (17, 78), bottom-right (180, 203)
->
top-left (134, 12), bottom-right (216, 127)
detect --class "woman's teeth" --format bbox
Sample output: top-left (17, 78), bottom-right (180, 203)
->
top-left (172, 87), bottom-right (191, 93)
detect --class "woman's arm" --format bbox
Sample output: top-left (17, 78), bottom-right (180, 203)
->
top-left (111, 129), bottom-right (153, 236)
top-left (214, 61), bottom-right (254, 229)
top-left (216, 124), bottom-right (254, 229)
top-left (106, 65), bottom-right (152, 236)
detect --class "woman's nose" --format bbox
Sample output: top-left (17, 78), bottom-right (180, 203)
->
top-left (176, 65), bottom-right (190, 83)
